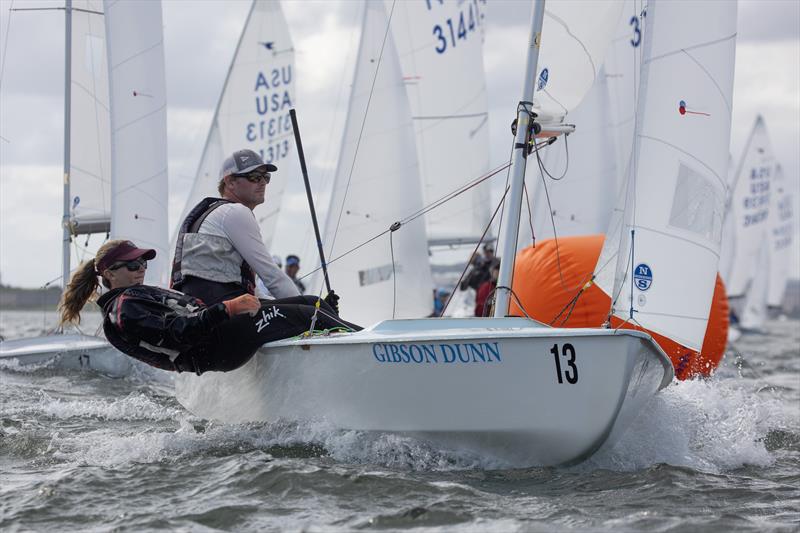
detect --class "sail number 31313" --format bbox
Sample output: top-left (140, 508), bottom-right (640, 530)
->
top-left (551, 343), bottom-right (578, 384)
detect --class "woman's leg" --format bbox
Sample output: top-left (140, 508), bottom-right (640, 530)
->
top-left (258, 295), bottom-right (360, 330)
top-left (195, 300), bottom-right (362, 373)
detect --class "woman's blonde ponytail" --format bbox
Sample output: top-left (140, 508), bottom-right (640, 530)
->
top-left (57, 239), bottom-right (128, 325)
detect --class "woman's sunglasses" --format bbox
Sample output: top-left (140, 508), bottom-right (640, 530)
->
top-left (235, 170), bottom-right (271, 184)
top-left (109, 259), bottom-right (147, 272)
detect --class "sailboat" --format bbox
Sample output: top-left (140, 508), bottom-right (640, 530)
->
top-left (720, 116), bottom-right (776, 333)
top-left (176, 0), bottom-right (681, 468)
top-left (0, 0), bottom-right (169, 375)
top-left (766, 163), bottom-right (795, 314)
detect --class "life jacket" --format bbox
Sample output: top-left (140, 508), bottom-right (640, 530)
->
top-left (97, 285), bottom-right (227, 374)
top-left (170, 197), bottom-right (256, 295)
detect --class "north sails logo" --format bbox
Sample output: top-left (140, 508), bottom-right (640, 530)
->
top-left (255, 306), bottom-right (286, 332)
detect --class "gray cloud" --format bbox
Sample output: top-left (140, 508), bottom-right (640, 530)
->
top-left (738, 0), bottom-right (800, 42)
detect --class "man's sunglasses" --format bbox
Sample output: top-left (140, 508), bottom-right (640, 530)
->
top-left (235, 170), bottom-right (271, 184)
top-left (109, 259), bottom-right (147, 272)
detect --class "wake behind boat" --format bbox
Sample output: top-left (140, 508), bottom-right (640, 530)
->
top-left (177, 317), bottom-right (672, 467)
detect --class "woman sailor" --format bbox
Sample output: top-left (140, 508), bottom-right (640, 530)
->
top-left (58, 239), bottom-right (359, 374)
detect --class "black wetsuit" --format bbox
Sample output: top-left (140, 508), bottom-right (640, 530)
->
top-left (97, 285), bottom-right (360, 375)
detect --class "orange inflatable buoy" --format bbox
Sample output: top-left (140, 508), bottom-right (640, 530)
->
top-left (509, 235), bottom-right (729, 380)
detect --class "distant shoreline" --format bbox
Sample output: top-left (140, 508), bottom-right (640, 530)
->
top-left (0, 284), bottom-right (62, 311)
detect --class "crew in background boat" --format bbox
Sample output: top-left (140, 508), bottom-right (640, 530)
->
top-left (460, 243), bottom-right (500, 292)
top-left (58, 240), bottom-right (359, 374)
top-left (475, 262), bottom-right (500, 317)
top-left (170, 148), bottom-right (339, 313)
top-left (428, 288), bottom-right (451, 317)
top-left (284, 254), bottom-right (306, 294)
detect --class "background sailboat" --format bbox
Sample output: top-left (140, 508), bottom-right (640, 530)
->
top-left (318, 0), bottom-right (432, 324)
top-left (767, 163), bottom-right (795, 313)
top-left (388, 0), bottom-right (492, 250)
top-left (105, 0), bottom-right (170, 285)
top-left (720, 115), bottom-right (775, 332)
top-left (175, 0), bottom-right (297, 259)
top-left (0, 0), bottom-right (170, 375)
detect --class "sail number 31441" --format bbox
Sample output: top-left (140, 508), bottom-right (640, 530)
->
top-left (551, 343), bottom-right (578, 384)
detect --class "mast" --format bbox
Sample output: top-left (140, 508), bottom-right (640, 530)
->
top-left (494, 0), bottom-right (546, 317)
top-left (61, 0), bottom-right (72, 292)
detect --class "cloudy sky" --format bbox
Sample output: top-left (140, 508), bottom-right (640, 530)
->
top-left (0, 0), bottom-right (798, 288)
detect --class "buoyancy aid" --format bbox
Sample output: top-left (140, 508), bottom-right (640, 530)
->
top-left (97, 285), bottom-right (229, 373)
top-left (171, 197), bottom-right (256, 295)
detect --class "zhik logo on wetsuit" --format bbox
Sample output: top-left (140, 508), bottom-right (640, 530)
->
top-left (255, 306), bottom-right (286, 333)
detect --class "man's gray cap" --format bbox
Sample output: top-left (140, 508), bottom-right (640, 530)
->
top-left (220, 149), bottom-right (277, 179)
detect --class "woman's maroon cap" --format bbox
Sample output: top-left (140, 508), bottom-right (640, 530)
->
top-left (96, 240), bottom-right (156, 274)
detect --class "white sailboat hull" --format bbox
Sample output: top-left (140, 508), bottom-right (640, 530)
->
top-left (0, 333), bottom-right (132, 376)
top-left (176, 318), bottom-right (673, 467)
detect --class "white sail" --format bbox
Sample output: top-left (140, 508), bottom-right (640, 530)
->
top-left (321, 1), bottom-right (433, 324)
top-left (523, 66), bottom-right (617, 243)
top-left (604, 0), bottom-right (646, 191)
top-left (720, 115), bottom-right (775, 298)
top-left (767, 163), bottom-right (794, 307)
top-left (176, 0), bottom-right (296, 251)
top-left (388, 0), bottom-right (491, 245)
top-left (609, 0), bottom-right (737, 351)
top-left (718, 154), bottom-right (736, 284)
top-left (104, 0), bottom-right (169, 284)
top-left (593, 0), bottom-right (647, 295)
top-left (740, 239), bottom-right (769, 330)
top-left (533, 0), bottom-right (625, 125)
top-left (68, 0), bottom-right (111, 235)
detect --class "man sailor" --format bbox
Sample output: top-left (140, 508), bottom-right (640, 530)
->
top-left (171, 149), bottom-right (339, 312)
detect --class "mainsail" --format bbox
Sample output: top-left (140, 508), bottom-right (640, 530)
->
top-left (176, 0), bottom-right (296, 252)
top-left (607, 0), bottom-right (737, 351)
top-left (68, 0), bottom-right (111, 236)
top-left (388, 0), bottom-right (491, 245)
top-left (533, 0), bottom-right (625, 126)
top-left (321, 1), bottom-right (432, 324)
top-left (524, 65), bottom-right (617, 243)
top-left (104, 0), bottom-right (170, 284)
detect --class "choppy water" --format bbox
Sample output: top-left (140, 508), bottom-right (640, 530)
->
top-left (1, 310), bottom-right (798, 531)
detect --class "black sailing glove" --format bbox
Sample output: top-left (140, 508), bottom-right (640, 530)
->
top-left (323, 290), bottom-right (340, 314)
